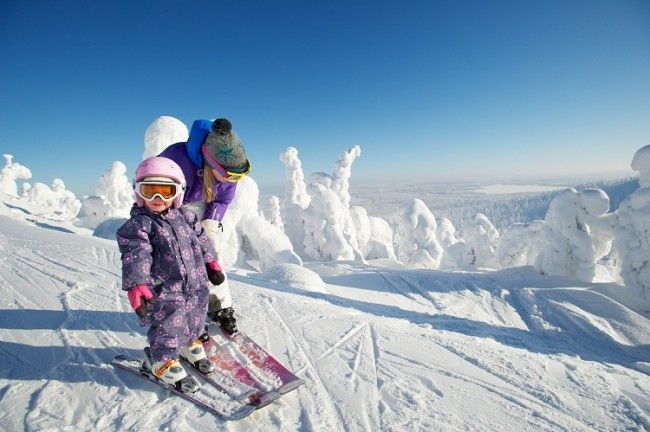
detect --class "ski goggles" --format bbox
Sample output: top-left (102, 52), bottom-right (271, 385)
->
top-left (135, 181), bottom-right (181, 202)
top-left (201, 145), bottom-right (251, 183)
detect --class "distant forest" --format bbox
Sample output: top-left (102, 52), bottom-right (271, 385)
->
top-left (432, 177), bottom-right (639, 230)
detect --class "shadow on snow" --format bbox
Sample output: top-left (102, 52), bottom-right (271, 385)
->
top-left (0, 309), bottom-right (144, 383)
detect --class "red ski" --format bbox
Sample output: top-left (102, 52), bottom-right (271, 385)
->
top-left (112, 354), bottom-right (256, 421)
top-left (207, 324), bottom-right (304, 395)
top-left (200, 336), bottom-right (281, 407)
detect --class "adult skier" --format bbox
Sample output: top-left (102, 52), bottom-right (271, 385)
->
top-left (159, 118), bottom-right (251, 333)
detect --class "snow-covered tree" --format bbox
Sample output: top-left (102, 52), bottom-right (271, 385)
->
top-left (21, 182), bottom-right (31, 198)
top-left (279, 147), bottom-right (311, 257)
top-left (97, 161), bottom-right (133, 216)
top-left (203, 176), bottom-right (302, 272)
top-left (614, 144), bottom-right (650, 311)
top-left (460, 213), bottom-right (500, 268)
top-left (26, 178), bottom-right (81, 221)
top-left (266, 196), bottom-right (284, 230)
top-left (330, 146), bottom-right (362, 253)
top-left (298, 146), bottom-right (365, 262)
top-left (76, 161), bottom-right (133, 229)
top-left (303, 173), bottom-right (361, 261)
top-left (143, 116), bottom-right (189, 160)
top-left (350, 206), bottom-right (396, 260)
top-left (350, 206), bottom-right (371, 256)
top-left (282, 145), bottom-right (394, 263)
top-left (579, 189), bottom-right (616, 258)
top-left (397, 198), bottom-right (443, 269)
top-left (436, 216), bottom-right (471, 269)
top-left (367, 215), bottom-right (397, 260)
top-left (0, 154), bottom-right (32, 197)
top-left (331, 146), bottom-right (360, 209)
top-left (497, 221), bottom-right (543, 268)
top-left (535, 188), bottom-right (614, 282)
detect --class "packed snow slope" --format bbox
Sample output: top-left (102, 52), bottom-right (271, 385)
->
top-left (0, 211), bottom-right (649, 432)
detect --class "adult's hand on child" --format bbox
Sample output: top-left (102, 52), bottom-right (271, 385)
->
top-left (206, 261), bottom-right (225, 285)
top-left (127, 284), bottom-right (155, 318)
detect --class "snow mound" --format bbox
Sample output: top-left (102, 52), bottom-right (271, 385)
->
top-left (518, 286), bottom-right (650, 347)
top-left (93, 217), bottom-right (127, 240)
top-left (262, 263), bottom-right (326, 293)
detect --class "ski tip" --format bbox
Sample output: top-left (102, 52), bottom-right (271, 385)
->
top-left (277, 378), bottom-right (305, 394)
top-left (225, 404), bottom-right (257, 421)
top-left (248, 391), bottom-right (282, 409)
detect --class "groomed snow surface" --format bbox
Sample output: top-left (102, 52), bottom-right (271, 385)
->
top-left (0, 204), bottom-right (648, 431)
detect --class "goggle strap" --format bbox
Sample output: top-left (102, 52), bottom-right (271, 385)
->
top-left (202, 144), bottom-right (251, 181)
top-left (201, 145), bottom-right (228, 177)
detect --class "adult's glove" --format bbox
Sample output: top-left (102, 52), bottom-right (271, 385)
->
top-left (206, 261), bottom-right (225, 285)
top-left (127, 284), bottom-right (155, 318)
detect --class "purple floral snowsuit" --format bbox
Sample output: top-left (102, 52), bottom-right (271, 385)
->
top-left (117, 205), bottom-right (217, 362)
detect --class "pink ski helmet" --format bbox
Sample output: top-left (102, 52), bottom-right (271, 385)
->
top-left (133, 156), bottom-right (186, 208)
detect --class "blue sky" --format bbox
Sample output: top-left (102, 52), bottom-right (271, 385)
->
top-left (1, 0), bottom-right (649, 196)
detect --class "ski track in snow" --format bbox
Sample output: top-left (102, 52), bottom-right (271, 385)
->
top-left (0, 216), bottom-right (649, 431)
top-left (261, 294), bottom-right (349, 432)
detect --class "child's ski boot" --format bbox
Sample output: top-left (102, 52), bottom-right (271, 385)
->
top-left (143, 347), bottom-right (200, 393)
top-left (180, 339), bottom-right (216, 374)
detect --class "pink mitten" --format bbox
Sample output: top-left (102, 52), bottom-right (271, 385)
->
top-left (127, 284), bottom-right (154, 317)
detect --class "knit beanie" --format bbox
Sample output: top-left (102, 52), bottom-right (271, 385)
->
top-left (203, 118), bottom-right (249, 173)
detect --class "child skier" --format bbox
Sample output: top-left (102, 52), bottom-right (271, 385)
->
top-left (117, 156), bottom-right (226, 393)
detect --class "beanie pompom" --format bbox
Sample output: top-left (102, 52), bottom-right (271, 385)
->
top-left (212, 118), bottom-right (232, 135)
top-left (204, 118), bottom-right (249, 173)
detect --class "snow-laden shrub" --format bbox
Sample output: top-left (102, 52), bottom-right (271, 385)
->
top-left (367, 215), bottom-right (397, 260)
top-left (397, 198), bottom-right (443, 269)
top-left (203, 176), bottom-right (301, 272)
top-left (436, 217), bottom-right (471, 269)
top-left (350, 206), bottom-right (396, 260)
top-left (614, 145), bottom-right (650, 311)
top-left (0, 154), bottom-right (31, 197)
top-left (497, 221), bottom-right (543, 268)
top-left (460, 213), bottom-right (500, 268)
top-left (21, 182), bottom-right (31, 197)
top-left (76, 161), bottom-right (134, 230)
top-left (350, 206), bottom-right (371, 256)
top-left (535, 188), bottom-right (615, 281)
top-left (579, 189), bottom-right (616, 258)
top-left (26, 178), bottom-right (81, 221)
top-left (143, 116), bottom-right (189, 159)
